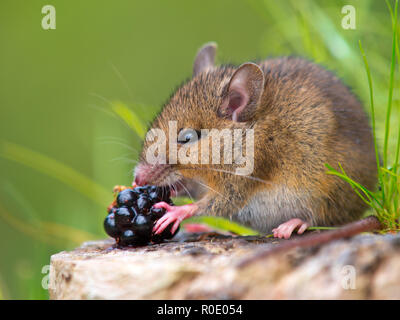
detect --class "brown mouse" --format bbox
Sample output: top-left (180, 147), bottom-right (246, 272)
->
top-left (134, 42), bottom-right (377, 239)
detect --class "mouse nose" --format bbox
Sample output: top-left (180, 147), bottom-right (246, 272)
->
top-left (134, 164), bottom-right (148, 186)
top-left (134, 163), bottom-right (168, 186)
top-left (134, 173), bottom-right (146, 186)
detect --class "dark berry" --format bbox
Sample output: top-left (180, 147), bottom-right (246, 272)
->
top-left (161, 187), bottom-right (171, 200)
top-left (114, 207), bottom-right (133, 227)
top-left (134, 214), bottom-right (153, 239)
top-left (134, 186), bottom-right (149, 194)
top-left (108, 206), bottom-right (117, 214)
top-left (132, 188), bottom-right (142, 196)
top-left (162, 224), bottom-right (180, 240)
top-left (129, 205), bottom-right (139, 218)
top-left (104, 213), bottom-right (120, 238)
top-left (149, 185), bottom-right (158, 192)
top-left (148, 191), bottom-right (160, 202)
top-left (149, 207), bottom-right (166, 221)
top-left (116, 189), bottom-right (137, 207)
top-left (105, 184), bottom-right (176, 246)
top-left (137, 196), bottom-right (152, 212)
top-left (119, 229), bottom-right (137, 246)
top-left (152, 224), bottom-right (180, 243)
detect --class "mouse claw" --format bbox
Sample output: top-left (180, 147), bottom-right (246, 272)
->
top-left (153, 203), bottom-right (197, 235)
top-left (272, 218), bottom-right (309, 239)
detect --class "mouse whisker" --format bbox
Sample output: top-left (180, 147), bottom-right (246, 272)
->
top-left (98, 140), bottom-right (140, 154)
top-left (170, 182), bottom-right (179, 199)
top-left (109, 62), bottom-right (135, 103)
top-left (87, 104), bottom-right (119, 119)
top-left (178, 167), bottom-right (272, 185)
top-left (176, 179), bottom-right (194, 202)
top-left (206, 168), bottom-right (272, 185)
top-left (188, 179), bottom-right (242, 211)
top-left (111, 157), bottom-right (139, 164)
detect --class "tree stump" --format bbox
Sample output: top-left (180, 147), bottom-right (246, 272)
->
top-left (49, 232), bottom-right (400, 299)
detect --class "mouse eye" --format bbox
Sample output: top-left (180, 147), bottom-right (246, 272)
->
top-left (177, 128), bottom-right (201, 144)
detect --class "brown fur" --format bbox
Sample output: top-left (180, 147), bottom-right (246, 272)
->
top-left (138, 54), bottom-right (377, 233)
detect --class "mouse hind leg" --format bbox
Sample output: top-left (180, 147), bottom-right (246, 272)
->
top-left (272, 218), bottom-right (309, 239)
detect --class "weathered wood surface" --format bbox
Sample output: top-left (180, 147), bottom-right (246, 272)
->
top-left (49, 232), bottom-right (400, 299)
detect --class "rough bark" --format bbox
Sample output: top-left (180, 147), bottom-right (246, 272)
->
top-left (49, 232), bottom-right (400, 299)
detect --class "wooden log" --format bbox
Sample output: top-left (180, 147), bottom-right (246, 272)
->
top-left (49, 232), bottom-right (400, 299)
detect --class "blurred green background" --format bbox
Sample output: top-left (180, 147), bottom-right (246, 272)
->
top-left (0, 0), bottom-right (399, 299)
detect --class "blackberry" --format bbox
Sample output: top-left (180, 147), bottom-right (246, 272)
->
top-left (108, 206), bottom-right (117, 214)
top-left (160, 188), bottom-right (171, 201)
top-left (114, 207), bottom-right (134, 227)
top-left (116, 189), bottom-right (137, 207)
top-left (152, 223), bottom-right (180, 243)
top-left (148, 191), bottom-right (161, 202)
top-left (164, 224), bottom-right (180, 240)
top-left (134, 186), bottom-right (149, 194)
top-left (104, 185), bottom-right (178, 246)
top-left (149, 186), bottom-right (158, 192)
top-left (149, 207), bottom-right (166, 221)
top-left (133, 214), bottom-right (152, 242)
top-left (104, 213), bottom-right (120, 238)
top-left (137, 195), bottom-right (152, 212)
top-left (119, 229), bottom-right (138, 246)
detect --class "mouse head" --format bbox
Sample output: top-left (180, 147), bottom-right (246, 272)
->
top-left (135, 43), bottom-right (265, 190)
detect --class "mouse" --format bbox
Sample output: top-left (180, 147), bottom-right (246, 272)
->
top-left (133, 42), bottom-right (378, 239)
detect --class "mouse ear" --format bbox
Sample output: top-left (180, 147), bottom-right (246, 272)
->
top-left (193, 42), bottom-right (217, 77)
top-left (218, 62), bottom-right (265, 122)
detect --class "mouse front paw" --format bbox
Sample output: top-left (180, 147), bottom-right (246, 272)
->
top-left (272, 218), bottom-right (309, 239)
top-left (152, 202), bottom-right (197, 235)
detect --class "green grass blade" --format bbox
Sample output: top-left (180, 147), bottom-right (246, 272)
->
top-left (359, 40), bottom-right (386, 202)
top-left (172, 197), bottom-right (193, 206)
top-left (337, 163), bottom-right (380, 204)
top-left (111, 101), bottom-right (147, 139)
top-left (325, 164), bottom-right (379, 208)
top-left (0, 182), bottom-right (43, 227)
top-left (387, 0), bottom-right (400, 201)
top-left (40, 221), bottom-right (100, 243)
top-left (381, 167), bottom-right (400, 177)
top-left (383, 0), bottom-right (398, 169)
top-left (173, 197), bottom-right (260, 235)
top-left (0, 277), bottom-right (7, 300)
top-left (0, 141), bottom-right (110, 207)
top-left (0, 201), bottom-right (98, 246)
top-left (184, 216), bottom-right (259, 236)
